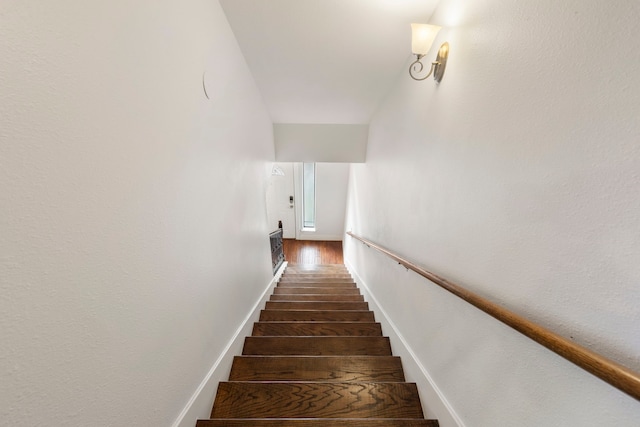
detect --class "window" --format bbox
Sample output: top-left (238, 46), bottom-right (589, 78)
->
top-left (302, 162), bottom-right (316, 230)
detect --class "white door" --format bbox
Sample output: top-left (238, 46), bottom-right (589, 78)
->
top-left (266, 163), bottom-right (296, 238)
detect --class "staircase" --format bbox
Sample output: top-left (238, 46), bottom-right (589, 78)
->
top-left (197, 264), bottom-right (439, 426)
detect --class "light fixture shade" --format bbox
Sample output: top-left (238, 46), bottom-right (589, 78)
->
top-left (411, 23), bottom-right (441, 55)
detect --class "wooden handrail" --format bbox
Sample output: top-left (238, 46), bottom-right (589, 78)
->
top-left (347, 231), bottom-right (640, 401)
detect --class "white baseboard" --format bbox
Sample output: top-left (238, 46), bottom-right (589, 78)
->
top-left (345, 260), bottom-right (465, 427)
top-left (171, 262), bottom-right (287, 427)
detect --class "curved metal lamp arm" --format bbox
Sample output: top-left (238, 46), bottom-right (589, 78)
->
top-left (409, 55), bottom-right (438, 81)
top-left (408, 43), bottom-right (450, 83)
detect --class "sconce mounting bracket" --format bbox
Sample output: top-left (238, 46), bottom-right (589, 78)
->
top-left (433, 42), bottom-right (449, 83)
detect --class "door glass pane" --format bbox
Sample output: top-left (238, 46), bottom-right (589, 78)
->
top-left (302, 163), bottom-right (316, 229)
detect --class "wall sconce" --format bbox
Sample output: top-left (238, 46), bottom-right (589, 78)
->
top-left (409, 23), bottom-right (449, 82)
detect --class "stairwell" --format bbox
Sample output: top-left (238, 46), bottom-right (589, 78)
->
top-left (197, 264), bottom-right (439, 426)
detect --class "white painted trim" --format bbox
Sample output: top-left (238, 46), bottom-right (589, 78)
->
top-left (294, 163), bottom-right (303, 240)
top-left (171, 262), bottom-right (288, 427)
top-left (345, 260), bottom-right (466, 427)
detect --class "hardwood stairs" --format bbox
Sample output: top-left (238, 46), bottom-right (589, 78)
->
top-left (197, 264), bottom-right (439, 427)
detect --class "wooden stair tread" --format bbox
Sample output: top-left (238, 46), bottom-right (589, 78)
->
top-left (279, 280), bottom-right (354, 283)
top-left (265, 301), bottom-right (369, 310)
top-left (243, 336), bottom-right (392, 356)
top-left (281, 280), bottom-right (355, 282)
top-left (211, 382), bottom-right (424, 419)
top-left (282, 277), bottom-right (354, 281)
top-left (285, 269), bottom-right (350, 274)
top-left (229, 356), bottom-right (405, 382)
top-left (278, 280), bottom-right (355, 283)
top-left (277, 282), bottom-right (357, 288)
top-left (270, 294), bottom-right (364, 301)
top-left (260, 310), bottom-right (375, 322)
top-left (197, 419), bottom-right (439, 426)
top-left (278, 281), bottom-right (357, 289)
top-left (252, 321), bottom-right (382, 336)
top-left (274, 287), bottom-right (361, 295)
top-left (280, 271), bottom-right (353, 279)
top-left (281, 270), bottom-right (350, 274)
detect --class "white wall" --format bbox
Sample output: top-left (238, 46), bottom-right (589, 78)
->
top-left (296, 163), bottom-right (350, 241)
top-left (274, 124), bottom-right (368, 163)
top-left (0, 1), bottom-right (274, 426)
top-left (344, 1), bottom-right (640, 426)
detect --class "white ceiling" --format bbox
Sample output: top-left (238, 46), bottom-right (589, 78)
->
top-left (219, 0), bottom-right (440, 124)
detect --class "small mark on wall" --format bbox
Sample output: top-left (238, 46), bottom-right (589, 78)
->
top-left (203, 71), bottom-right (210, 100)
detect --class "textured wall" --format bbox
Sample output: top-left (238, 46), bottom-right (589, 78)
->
top-left (274, 124), bottom-right (368, 163)
top-left (0, 1), bottom-right (274, 425)
top-left (344, 0), bottom-right (640, 425)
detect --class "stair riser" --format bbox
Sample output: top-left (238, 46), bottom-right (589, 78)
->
top-left (243, 337), bottom-right (392, 356)
top-left (229, 356), bottom-right (405, 382)
top-left (277, 282), bottom-right (357, 288)
top-left (198, 420), bottom-right (439, 427)
top-left (279, 278), bottom-right (355, 283)
top-left (259, 310), bottom-right (375, 322)
top-left (280, 273), bottom-right (353, 279)
top-left (285, 270), bottom-right (349, 274)
top-left (273, 287), bottom-right (361, 295)
top-left (280, 279), bottom-right (354, 283)
top-left (265, 301), bottom-right (369, 311)
top-left (252, 322), bottom-right (383, 336)
top-left (281, 277), bottom-right (354, 281)
top-left (270, 294), bottom-right (364, 301)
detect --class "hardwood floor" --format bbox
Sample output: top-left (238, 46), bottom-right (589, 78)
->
top-left (283, 239), bottom-right (344, 264)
